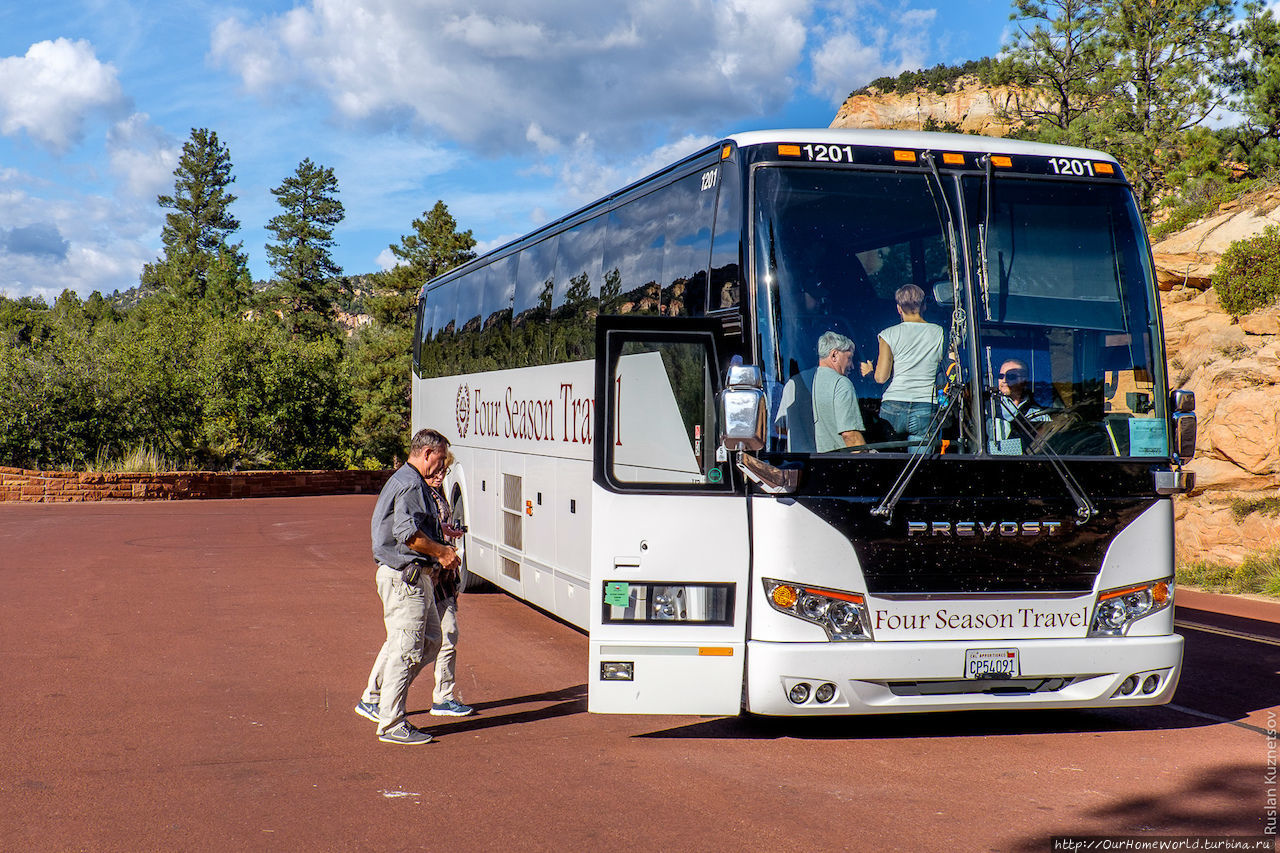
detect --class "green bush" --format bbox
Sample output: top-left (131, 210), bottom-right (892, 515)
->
top-left (1212, 225), bottom-right (1280, 317)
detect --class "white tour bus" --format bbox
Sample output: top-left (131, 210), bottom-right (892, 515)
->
top-left (412, 129), bottom-right (1197, 716)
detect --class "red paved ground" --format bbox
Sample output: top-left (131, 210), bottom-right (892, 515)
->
top-left (1, 498), bottom-right (1273, 852)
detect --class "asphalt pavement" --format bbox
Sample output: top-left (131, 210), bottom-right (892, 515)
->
top-left (1, 497), bottom-right (1273, 852)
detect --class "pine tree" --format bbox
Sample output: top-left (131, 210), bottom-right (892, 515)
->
top-left (350, 201), bottom-right (476, 465)
top-left (141, 128), bottom-right (251, 315)
top-left (1095, 0), bottom-right (1236, 214)
top-left (264, 158), bottom-right (345, 338)
top-left (1002, 0), bottom-right (1236, 215)
top-left (1000, 0), bottom-right (1111, 144)
top-left (1224, 1), bottom-right (1280, 168)
top-left (372, 200), bottom-right (477, 327)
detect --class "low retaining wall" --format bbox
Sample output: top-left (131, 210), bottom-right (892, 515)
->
top-left (0, 466), bottom-right (392, 502)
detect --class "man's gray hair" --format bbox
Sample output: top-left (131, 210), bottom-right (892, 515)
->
top-left (817, 330), bottom-right (854, 358)
top-left (409, 428), bottom-right (449, 456)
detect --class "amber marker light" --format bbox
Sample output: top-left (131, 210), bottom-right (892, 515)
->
top-left (778, 144), bottom-right (802, 157)
top-left (942, 152), bottom-right (965, 165)
top-left (722, 145), bottom-right (733, 159)
top-left (771, 584), bottom-right (798, 609)
top-left (1152, 581), bottom-right (1170, 606)
top-left (818, 589), bottom-right (865, 605)
top-left (894, 150), bottom-right (916, 162)
top-left (990, 155), bottom-right (1013, 168)
top-left (698, 647), bottom-right (733, 656)
top-left (1099, 583), bottom-right (1149, 601)
top-left (1095, 162), bottom-right (1115, 175)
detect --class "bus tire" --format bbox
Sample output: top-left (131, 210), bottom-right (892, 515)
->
top-left (453, 489), bottom-right (488, 593)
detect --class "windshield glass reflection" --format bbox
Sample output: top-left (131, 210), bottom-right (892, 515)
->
top-left (967, 177), bottom-right (1168, 457)
top-left (755, 167), bottom-right (959, 455)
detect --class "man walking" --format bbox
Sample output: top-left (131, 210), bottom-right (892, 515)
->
top-left (355, 428), bottom-right (460, 745)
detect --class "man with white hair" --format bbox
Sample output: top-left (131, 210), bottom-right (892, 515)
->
top-left (811, 330), bottom-right (866, 452)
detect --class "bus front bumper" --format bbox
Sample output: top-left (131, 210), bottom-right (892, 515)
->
top-left (744, 634), bottom-right (1184, 716)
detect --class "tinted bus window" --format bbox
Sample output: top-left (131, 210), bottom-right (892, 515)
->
top-left (456, 268), bottom-right (485, 340)
top-left (662, 171), bottom-right (714, 317)
top-left (485, 255), bottom-right (517, 331)
top-left (553, 216), bottom-right (607, 362)
top-left (554, 217), bottom-right (606, 313)
top-left (513, 237), bottom-right (556, 367)
top-left (710, 164), bottom-right (742, 312)
top-left (604, 194), bottom-right (664, 317)
top-left (413, 292), bottom-right (431, 377)
top-left (422, 278), bottom-right (458, 378)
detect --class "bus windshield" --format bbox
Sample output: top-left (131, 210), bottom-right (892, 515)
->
top-left (755, 166), bottom-right (958, 454)
top-left (967, 176), bottom-right (1168, 458)
top-left (755, 165), bottom-right (1168, 459)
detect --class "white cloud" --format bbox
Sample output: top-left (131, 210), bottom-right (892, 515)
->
top-left (0, 38), bottom-right (127, 152)
top-left (0, 170), bottom-right (160, 299)
top-left (106, 113), bottom-right (180, 201)
top-left (210, 0), bottom-right (812, 153)
top-left (809, 2), bottom-right (938, 103)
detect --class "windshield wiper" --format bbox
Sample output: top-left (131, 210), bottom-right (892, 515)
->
top-left (992, 392), bottom-right (1098, 523)
top-left (978, 155), bottom-right (994, 320)
top-left (870, 385), bottom-right (962, 521)
top-left (870, 155), bottom-right (974, 522)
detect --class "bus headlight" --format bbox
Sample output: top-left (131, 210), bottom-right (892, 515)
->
top-left (763, 579), bottom-right (871, 641)
top-left (1088, 579), bottom-right (1172, 637)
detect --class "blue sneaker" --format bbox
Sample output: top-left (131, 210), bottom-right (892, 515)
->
top-left (430, 699), bottom-right (475, 717)
top-left (354, 701), bottom-right (380, 723)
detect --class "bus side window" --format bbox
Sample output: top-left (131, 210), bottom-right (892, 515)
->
top-left (413, 290), bottom-right (431, 378)
top-left (662, 171), bottom-right (713, 318)
top-left (429, 278), bottom-right (459, 378)
top-left (612, 339), bottom-right (724, 487)
top-left (604, 194), bottom-right (664, 317)
top-left (455, 266), bottom-right (486, 370)
top-left (513, 236), bottom-right (556, 368)
top-left (553, 216), bottom-right (607, 361)
top-left (709, 163), bottom-right (742, 312)
top-left (481, 255), bottom-right (516, 370)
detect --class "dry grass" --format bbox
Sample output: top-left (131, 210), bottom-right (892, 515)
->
top-left (1178, 548), bottom-right (1280, 598)
top-left (88, 444), bottom-right (174, 473)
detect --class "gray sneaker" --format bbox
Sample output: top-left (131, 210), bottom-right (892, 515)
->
top-left (354, 701), bottom-right (380, 723)
top-left (378, 722), bottom-right (434, 745)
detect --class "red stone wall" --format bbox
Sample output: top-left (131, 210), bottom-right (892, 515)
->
top-left (0, 466), bottom-right (392, 502)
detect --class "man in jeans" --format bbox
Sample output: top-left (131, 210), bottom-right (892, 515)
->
top-left (355, 428), bottom-right (460, 745)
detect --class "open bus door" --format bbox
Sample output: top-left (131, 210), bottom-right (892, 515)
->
top-left (588, 316), bottom-right (751, 715)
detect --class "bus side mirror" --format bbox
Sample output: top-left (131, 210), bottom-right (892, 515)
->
top-left (720, 364), bottom-right (767, 452)
top-left (1170, 389), bottom-right (1196, 465)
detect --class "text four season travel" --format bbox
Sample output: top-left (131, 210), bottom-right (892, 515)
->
top-left (467, 382), bottom-right (595, 444)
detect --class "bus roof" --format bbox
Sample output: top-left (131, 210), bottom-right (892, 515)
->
top-left (423, 128), bottom-right (1119, 291)
top-left (725, 128), bottom-right (1117, 163)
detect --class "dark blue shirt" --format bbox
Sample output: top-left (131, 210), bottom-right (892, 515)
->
top-left (370, 463), bottom-right (442, 570)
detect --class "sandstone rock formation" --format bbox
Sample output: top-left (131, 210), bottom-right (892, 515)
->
top-left (1150, 187), bottom-right (1280, 291)
top-left (1162, 285), bottom-right (1280, 565)
top-left (830, 76), bottom-right (1029, 136)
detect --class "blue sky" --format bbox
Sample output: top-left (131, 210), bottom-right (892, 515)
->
top-left (0, 0), bottom-right (1012, 302)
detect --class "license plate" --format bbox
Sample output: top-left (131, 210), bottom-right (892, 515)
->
top-left (964, 648), bottom-right (1020, 679)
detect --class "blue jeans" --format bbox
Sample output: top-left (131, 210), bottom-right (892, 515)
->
top-left (880, 400), bottom-right (938, 453)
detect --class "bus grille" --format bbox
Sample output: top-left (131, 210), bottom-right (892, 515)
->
top-left (886, 677), bottom-right (1077, 696)
top-left (503, 474), bottom-right (522, 550)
